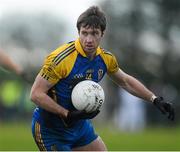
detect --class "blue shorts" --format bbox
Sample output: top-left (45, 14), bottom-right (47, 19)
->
top-left (31, 117), bottom-right (98, 151)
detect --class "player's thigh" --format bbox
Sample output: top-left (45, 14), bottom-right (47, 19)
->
top-left (32, 120), bottom-right (71, 151)
top-left (72, 136), bottom-right (107, 151)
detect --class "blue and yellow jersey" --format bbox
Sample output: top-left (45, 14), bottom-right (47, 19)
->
top-left (34, 38), bottom-right (119, 127)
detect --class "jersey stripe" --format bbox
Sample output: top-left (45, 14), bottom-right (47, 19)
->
top-left (55, 48), bottom-right (76, 65)
top-left (41, 73), bottom-right (44, 77)
top-left (52, 43), bottom-right (75, 63)
top-left (104, 51), bottom-right (113, 56)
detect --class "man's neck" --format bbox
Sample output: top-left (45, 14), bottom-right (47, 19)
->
top-left (85, 51), bottom-right (96, 60)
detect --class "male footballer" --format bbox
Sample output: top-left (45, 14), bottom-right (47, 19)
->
top-left (30, 6), bottom-right (174, 151)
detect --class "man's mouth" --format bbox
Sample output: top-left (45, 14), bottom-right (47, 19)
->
top-left (86, 45), bottom-right (94, 49)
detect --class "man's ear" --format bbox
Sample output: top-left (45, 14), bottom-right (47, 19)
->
top-left (101, 31), bottom-right (105, 37)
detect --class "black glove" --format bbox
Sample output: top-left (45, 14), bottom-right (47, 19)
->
top-left (153, 97), bottom-right (175, 121)
top-left (62, 110), bottom-right (100, 127)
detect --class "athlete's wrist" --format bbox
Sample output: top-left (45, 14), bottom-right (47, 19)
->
top-left (150, 94), bottom-right (157, 103)
top-left (59, 109), bottom-right (69, 118)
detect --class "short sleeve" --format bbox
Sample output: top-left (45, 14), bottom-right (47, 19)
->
top-left (39, 53), bottom-right (63, 84)
top-left (100, 51), bottom-right (119, 74)
top-left (107, 54), bottom-right (119, 74)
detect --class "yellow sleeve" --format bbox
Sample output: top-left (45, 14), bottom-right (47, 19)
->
top-left (39, 52), bottom-right (64, 84)
top-left (39, 42), bottom-right (77, 84)
top-left (100, 51), bottom-right (119, 74)
top-left (108, 54), bottom-right (119, 73)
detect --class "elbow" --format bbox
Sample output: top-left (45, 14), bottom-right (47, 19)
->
top-left (30, 89), bottom-right (39, 104)
top-left (118, 77), bottom-right (129, 88)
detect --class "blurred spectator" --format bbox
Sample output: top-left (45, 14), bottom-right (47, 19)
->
top-left (0, 49), bottom-right (34, 83)
top-left (0, 49), bottom-right (23, 75)
top-left (115, 88), bottom-right (146, 132)
top-left (0, 49), bottom-right (32, 120)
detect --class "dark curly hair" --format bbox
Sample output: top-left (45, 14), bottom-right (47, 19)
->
top-left (76, 6), bottom-right (106, 33)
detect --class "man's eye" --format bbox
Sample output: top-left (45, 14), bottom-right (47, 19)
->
top-left (93, 32), bottom-right (99, 36)
top-left (82, 32), bottom-right (88, 36)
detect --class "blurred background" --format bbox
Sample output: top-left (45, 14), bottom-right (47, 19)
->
top-left (0, 0), bottom-right (180, 150)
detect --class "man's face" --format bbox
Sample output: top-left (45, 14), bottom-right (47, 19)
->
top-left (79, 26), bottom-right (103, 54)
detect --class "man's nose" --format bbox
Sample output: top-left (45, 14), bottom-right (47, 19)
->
top-left (86, 35), bottom-right (93, 43)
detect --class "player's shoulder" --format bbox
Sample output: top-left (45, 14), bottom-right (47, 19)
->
top-left (45, 41), bottom-right (76, 64)
top-left (99, 47), bottom-right (119, 73)
top-left (52, 41), bottom-right (75, 56)
top-left (100, 47), bottom-right (115, 58)
top-left (99, 47), bottom-right (118, 64)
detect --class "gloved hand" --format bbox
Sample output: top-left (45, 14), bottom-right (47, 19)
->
top-left (62, 110), bottom-right (100, 127)
top-left (153, 96), bottom-right (175, 121)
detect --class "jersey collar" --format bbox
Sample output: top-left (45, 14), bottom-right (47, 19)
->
top-left (75, 38), bottom-right (102, 57)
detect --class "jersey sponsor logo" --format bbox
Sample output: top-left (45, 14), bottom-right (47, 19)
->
top-left (73, 73), bottom-right (84, 79)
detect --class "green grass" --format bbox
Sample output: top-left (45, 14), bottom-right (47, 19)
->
top-left (0, 121), bottom-right (38, 151)
top-left (96, 125), bottom-right (180, 151)
top-left (0, 121), bottom-right (179, 151)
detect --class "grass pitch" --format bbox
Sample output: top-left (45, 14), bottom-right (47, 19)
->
top-left (0, 121), bottom-right (179, 151)
top-left (96, 125), bottom-right (180, 151)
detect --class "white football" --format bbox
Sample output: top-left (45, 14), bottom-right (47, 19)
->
top-left (71, 80), bottom-right (105, 113)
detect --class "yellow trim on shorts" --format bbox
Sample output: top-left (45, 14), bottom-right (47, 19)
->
top-left (35, 122), bottom-right (47, 151)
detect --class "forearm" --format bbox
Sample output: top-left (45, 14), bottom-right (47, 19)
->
top-left (121, 75), bottom-right (155, 102)
top-left (110, 69), bottom-right (174, 120)
top-left (31, 92), bottom-right (68, 118)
